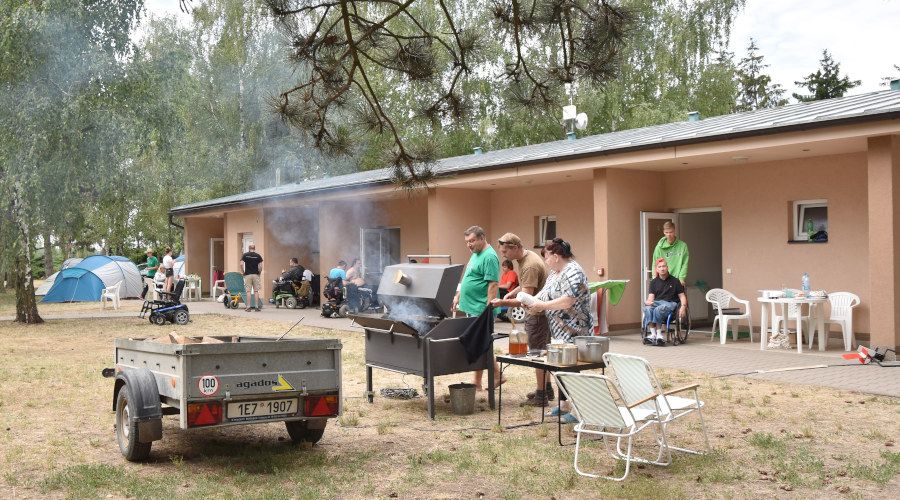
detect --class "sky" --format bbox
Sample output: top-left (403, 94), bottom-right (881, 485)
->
top-left (144, 0), bottom-right (900, 97)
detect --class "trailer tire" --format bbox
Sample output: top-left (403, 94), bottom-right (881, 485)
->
top-left (285, 420), bottom-right (326, 445)
top-left (115, 385), bottom-right (152, 461)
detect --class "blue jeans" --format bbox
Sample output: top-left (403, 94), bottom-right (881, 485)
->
top-left (642, 300), bottom-right (678, 329)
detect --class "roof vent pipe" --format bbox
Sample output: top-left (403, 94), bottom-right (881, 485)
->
top-left (687, 111), bottom-right (701, 122)
top-left (891, 79), bottom-right (900, 91)
top-left (473, 146), bottom-right (483, 155)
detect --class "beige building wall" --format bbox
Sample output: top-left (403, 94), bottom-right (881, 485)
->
top-left (428, 188), bottom-right (492, 264)
top-left (264, 206), bottom-right (320, 280)
top-left (317, 195), bottom-right (429, 301)
top-left (224, 208), bottom-right (267, 297)
top-left (596, 169), bottom-right (667, 327)
top-left (182, 216), bottom-right (224, 294)
top-left (665, 152), bottom-right (871, 334)
top-left (489, 179), bottom-right (595, 270)
top-left (866, 135), bottom-right (900, 349)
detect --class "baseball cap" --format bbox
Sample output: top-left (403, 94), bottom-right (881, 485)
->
top-left (498, 233), bottom-right (523, 247)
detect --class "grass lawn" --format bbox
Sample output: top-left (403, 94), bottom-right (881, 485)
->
top-left (0, 296), bottom-right (897, 498)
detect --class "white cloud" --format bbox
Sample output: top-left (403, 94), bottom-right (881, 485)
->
top-left (729, 0), bottom-right (900, 96)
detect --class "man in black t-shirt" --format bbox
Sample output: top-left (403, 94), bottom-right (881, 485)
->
top-left (240, 244), bottom-right (264, 311)
top-left (642, 258), bottom-right (687, 346)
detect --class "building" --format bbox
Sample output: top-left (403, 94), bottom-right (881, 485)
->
top-left (171, 86), bottom-right (900, 350)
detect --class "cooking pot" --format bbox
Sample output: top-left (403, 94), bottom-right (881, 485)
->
top-left (574, 336), bottom-right (609, 362)
top-left (558, 344), bottom-right (578, 366)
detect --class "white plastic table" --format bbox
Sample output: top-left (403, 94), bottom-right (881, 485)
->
top-left (758, 296), bottom-right (827, 353)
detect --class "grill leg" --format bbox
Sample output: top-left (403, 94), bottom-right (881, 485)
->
top-left (487, 356), bottom-right (496, 410)
top-left (427, 375), bottom-right (435, 420)
top-left (366, 365), bottom-right (373, 403)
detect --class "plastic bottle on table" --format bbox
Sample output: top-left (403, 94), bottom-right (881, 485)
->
top-left (801, 273), bottom-right (810, 294)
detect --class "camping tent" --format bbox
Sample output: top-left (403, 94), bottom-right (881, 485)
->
top-left (42, 255), bottom-right (143, 302)
top-left (173, 254), bottom-right (186, 278)
top-left (36, 258), bottom-right (84, 296)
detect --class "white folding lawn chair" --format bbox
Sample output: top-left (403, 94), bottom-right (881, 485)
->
top-left (553, 372), bottom-right (667, 481)
top-left (602, 352), bottom-right (709, 458)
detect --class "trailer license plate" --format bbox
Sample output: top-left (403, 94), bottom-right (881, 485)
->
top-left (227, 398), bottom-right (298, 422)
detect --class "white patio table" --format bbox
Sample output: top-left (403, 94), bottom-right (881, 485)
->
top-left (758, 296), bottom-right (828, 353)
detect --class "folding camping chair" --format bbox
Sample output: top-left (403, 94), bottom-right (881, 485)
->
top-left (602, 353), bottom-right (709, 458)
top-left (553, 372), bottom-right (668, 481)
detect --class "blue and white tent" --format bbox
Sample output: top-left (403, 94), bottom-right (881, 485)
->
top-left (36, 258), bottom-right (84, 296)
top-left (42, 255), bottom-right (142, 302)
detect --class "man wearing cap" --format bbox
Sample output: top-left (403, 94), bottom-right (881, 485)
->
top-left (240, 244), bottom-right (264, 311)
top-left (145, 249), bottom-right (158, 280)
top-left (491, 232), bottom-right (553, 405)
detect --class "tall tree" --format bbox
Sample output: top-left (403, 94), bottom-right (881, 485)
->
top-left (793, 49), bottom-right (860, 102)
top-left (735, 38), bottom-right (786, 111)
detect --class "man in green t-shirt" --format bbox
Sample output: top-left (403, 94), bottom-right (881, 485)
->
top-left (452, 225), bottom-right (502, 391)
top-left (453, 226), bottom-right (501, 316)
top-left (145, 249), bottom-right (159, 279)
top-left (652, 221), bottom-right (689, 285)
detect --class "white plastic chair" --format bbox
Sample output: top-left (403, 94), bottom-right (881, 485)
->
top-left (773, 302), bottom-right (810, 340)
top-left (817, 292), bottom-right (860, 351)
top-left (603, 352), bottom-right (709, 458)
top-left (553, 372), bottom-right (665, 481)
top-left (143, 277), bottom-right (158, 302)
top-left (211, 279), bottom-right (226, 300)
top-left (101, 281), bottom-right (122, 310)
top-left (184, 277), bottom-right (201, 301)
top-left (705, 288), bottom-right (753, 344)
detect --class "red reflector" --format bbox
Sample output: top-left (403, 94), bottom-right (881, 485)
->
top-left (187, 402), bottom-right (223, 427)
top-left (304, 395), bottom-right (339, 417)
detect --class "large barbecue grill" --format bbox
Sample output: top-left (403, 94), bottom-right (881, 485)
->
top-left (350, 263), bottom-right (496, 419)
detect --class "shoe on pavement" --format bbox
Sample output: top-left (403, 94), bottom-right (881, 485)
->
top-left (560, 413), bottom-right (578, 424)
top-left (245, 307), bottom-right (252, 312)
top-left (655, 337), bottom-right (667, 346)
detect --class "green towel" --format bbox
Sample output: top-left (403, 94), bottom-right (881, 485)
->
top-left (588, 280), bottom-right (629, 306)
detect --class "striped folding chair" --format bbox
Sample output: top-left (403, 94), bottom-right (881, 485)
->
top-left (602, 352), bottom-right (710, 458)
top-left (553, 372), bottom-right (666, 481)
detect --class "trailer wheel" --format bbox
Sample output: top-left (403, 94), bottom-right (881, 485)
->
top-left (285, 420), bottom-right (326, 445)
top-left (150, 313), bottom-right (166, 326)
top-left (115, 384), bottom-right (152, 461)
top-left (174, 309), bottom-right (189, 325)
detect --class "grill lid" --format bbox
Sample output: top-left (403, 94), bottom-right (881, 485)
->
top-left (377, 263), bottom-right (464, 318)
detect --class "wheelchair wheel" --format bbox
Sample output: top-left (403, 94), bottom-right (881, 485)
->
top-left (509, 307), bottom-right (526, 322)
top-left (174, 309), bottom-right (189, 326)
top-left (150, 313), bottom-right (166, 326)
top-left (285, 297), bottom-right (298, 309)
top-left (672, 310), bottom-right (691, 345)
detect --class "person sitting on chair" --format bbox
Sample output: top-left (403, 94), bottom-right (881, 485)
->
top-left (643, 258), bottom-right (687, 347)
top-left (344, 258), bottom-right (366, 313)
top-left (280, 258), bottom-right (305, 283)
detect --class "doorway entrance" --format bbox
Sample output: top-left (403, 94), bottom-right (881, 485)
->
top-left (360, 227), bottom-right (400, 283)
top-left (209, 238), bottom-right (224, 291)
top-left (640, 209), bottom-right (722, 324)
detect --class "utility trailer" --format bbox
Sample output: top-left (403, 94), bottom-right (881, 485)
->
top-left (104, 335), bottom-right (342, 461)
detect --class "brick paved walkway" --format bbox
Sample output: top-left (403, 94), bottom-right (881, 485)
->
top-left (4, 299), bottom-right (897, 397)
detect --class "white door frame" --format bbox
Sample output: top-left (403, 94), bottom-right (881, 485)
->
top-left (360, 226), bottom-right (400, 278)
top-left (209, 238), bottom-right (224, 288)
top-left (640, 211), bottom-right (677, 300)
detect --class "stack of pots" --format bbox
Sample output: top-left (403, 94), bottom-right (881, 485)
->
top-left (573, 336), bottom-right (609, 362)
top-left (546, 343), bottom-right (578, 366)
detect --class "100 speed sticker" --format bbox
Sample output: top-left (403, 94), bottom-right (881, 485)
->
top-left (198, 375), bottom-right (220, 396)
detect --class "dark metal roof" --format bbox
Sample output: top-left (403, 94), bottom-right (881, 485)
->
top-left (172, 89), bottom-right (900, 215)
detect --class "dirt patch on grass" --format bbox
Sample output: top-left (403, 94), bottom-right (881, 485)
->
top-left (0, 314), bottom-right (897, 498)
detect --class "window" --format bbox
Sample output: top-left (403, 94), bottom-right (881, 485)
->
top-left (792, 199), bottom-right (827, 241)
top-left (535, 216), bottom-right (557, 247)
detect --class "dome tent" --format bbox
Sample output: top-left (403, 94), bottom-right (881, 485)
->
top-left (42, 255), bottom-right (142, 302)
top-left (36, 258), bottom-right (84, 296)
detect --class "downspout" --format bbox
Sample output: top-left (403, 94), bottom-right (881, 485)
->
top-left (168, 213), bottom-right (184, 230)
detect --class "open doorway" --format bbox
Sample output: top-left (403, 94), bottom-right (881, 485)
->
top-left (209, 238), bottom-right (224, 292)
top-left (360, 227), bottom-right (400, 284)
top-left (678, 209), bottom-right (722, 325)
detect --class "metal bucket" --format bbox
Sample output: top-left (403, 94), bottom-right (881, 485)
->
top-left (448, 383), bottom-right (476, 415)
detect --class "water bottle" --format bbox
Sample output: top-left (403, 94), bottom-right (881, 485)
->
top-left (801, 273), bottom-right (810, 294)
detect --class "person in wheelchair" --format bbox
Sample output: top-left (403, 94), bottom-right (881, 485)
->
top-left (273, 258), bottom-right (305, 294)
top-left (344, 258), bottom-right (377, 313)
top-left (643, 258), bottom-right (687, 346)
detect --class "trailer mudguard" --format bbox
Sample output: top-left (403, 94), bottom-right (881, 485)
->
top-left (113, 368), bottom-right (163, 443)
